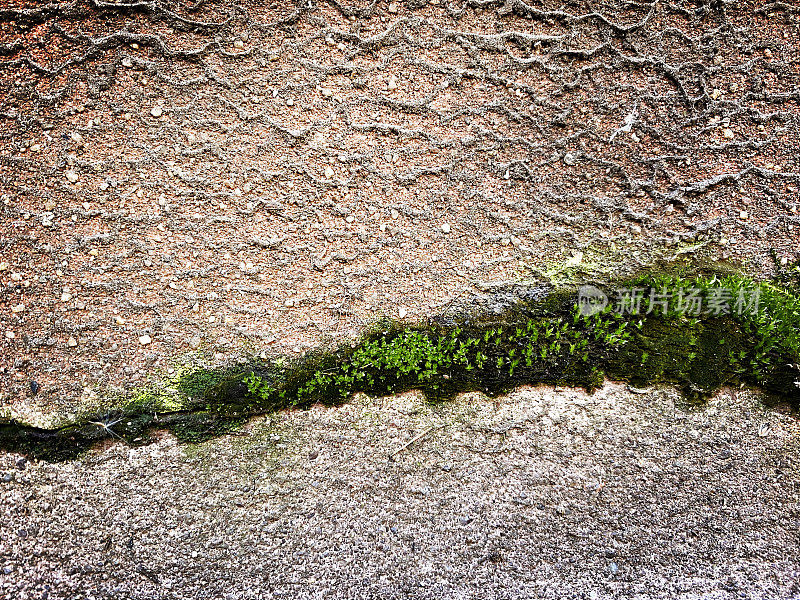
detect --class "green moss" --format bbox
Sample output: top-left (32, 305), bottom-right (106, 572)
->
top-left (3, 260), bottom-right (799, 461)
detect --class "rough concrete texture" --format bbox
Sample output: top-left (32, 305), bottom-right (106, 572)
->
top-left (2, 1), bottom-right (800, 596)
top-left (1, 0), bottom-right (800, 422)
top-left (2, 383), bottom-right (799, 598)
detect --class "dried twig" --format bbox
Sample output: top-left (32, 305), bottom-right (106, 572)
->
top-left (390, 425), bottom-right (442, 458)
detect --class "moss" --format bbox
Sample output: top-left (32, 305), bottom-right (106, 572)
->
top-left (3, 260), bottom-right (799, 461)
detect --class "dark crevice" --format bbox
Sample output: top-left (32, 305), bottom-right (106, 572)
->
top-left (2, 259), bottom-right (799, 461)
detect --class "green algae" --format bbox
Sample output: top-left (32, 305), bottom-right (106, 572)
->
top-left (2, 260), bottom-right (799, 461)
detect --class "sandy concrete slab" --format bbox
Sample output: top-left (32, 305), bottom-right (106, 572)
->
top-left (2, 383), bottom-right (798, 598)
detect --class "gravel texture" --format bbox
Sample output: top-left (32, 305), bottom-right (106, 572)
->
top-left (2, 383), bottom-right (799, 599)
top-left (1, 0), bottom-right (800, 423)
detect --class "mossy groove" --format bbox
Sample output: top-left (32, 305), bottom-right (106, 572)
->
top-left (2, 263), bottom-right (800, 461)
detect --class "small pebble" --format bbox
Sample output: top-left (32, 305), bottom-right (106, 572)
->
top-left (739, 210), bottom-right (749, 220)
top-left (4, 331), bottom-right (14, 340)
top-left (321, 88), bottom-right (333, 97)
top-left (387, 74), bottom-right (398, 90)
top-left (139, 334), bottom-right (152, 346)
top-left (68, 336), bottom-right (78, 347)
top-left (233, 40), bottom-right (245, 49)
top-left (324, 166), bottom-right (335, 178)
top-left (441, 223), bottom-right (451, 233)
top-left (65, 171), bottom-right (79, 183)
top-left (388, 2), bottom-right (398, 12)
top-left (398, 307), bottom-right (407, 318)
top-left (723, 128), bottom-right (735, 139)
top-left (150, 106), bottom-right (163, 118)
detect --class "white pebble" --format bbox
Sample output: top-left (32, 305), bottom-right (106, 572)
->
top-left (68, 336), bottom-right (78, 347)
top-left (65, 171), bottom-right (79, 183)
top-left (150, 106), bottom-right (163, 118)
top-left (139, 334), bottom-right (152, 346)
top-left (398, 307), bottom-right (407, 318)
top-left (441, 223), bottom-right (451, 233)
